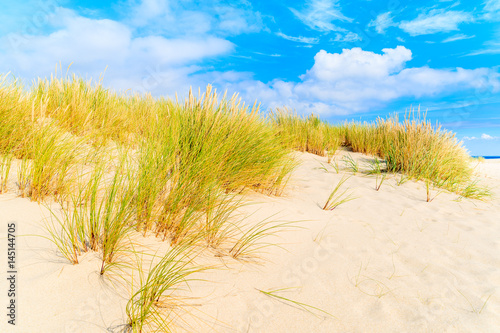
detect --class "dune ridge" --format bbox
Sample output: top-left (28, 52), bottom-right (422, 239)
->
top-left (0, 74), bottom-right (497, 332)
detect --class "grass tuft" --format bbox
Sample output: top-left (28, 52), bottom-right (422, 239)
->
top-left (257, 287), bottom-right (336, 319)
top-left (342, 154), bottom-right (359, 173)
top-left (229, 218), bottom-right (297, 262)
top-left (0, 154), bottom-right (13, 193)
top-left (126, 242), bottom-right (206, 332)
top-left (322, 175), bottom-right (357, 210)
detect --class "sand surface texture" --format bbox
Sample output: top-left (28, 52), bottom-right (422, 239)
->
top-left (1, 151), bottom-right (499, 332)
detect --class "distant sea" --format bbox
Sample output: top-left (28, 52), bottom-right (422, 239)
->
top-left (472, 156), bottom-right (500, 159)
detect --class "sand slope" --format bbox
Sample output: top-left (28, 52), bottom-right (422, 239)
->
top-left (1, 151), bottom-right (499, 332)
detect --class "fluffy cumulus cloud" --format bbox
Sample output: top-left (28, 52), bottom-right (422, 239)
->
top-left (304, 46), bottom-right (412, 82)
top-left (0, 6), bottom-right (234, 94)
top-left (481, 133), bottom-right (499, 140)
top-left (230, 46), bottom-right (500, 115)
top-left (399, 9), bottom-right (473, 36)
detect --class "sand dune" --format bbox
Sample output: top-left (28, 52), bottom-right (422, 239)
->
top-left (1, 151), bottom-right (499, 332)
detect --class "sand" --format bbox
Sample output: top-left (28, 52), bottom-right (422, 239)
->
top-left (1, 151), bottom-right (499, 332)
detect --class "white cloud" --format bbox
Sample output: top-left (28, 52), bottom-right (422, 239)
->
top-left (483, 0), bottom-right (500, 20)
top-left (0, 7), bottom-right (234, 95)
top-left (229, 47), bottom-right (500, 116)
top-left (131, 0), bottom-right (170, 25)
top-left (332, 32), bottom-right (361, 43)
top-left (215, 5), bottom-right (263, 34)
top-left (303, 46), bottom-right (412, 82)
top-left (399, 9), bottom-right (473, 36)
top-left (253, 52), bottom-right (281, 57)
top-left (290, 0), bottom-right (351, 32)
top-left (467, 48), bottom-right (500, 56)
top-left (368, 12), bottom-right (394, 34)
top-left (442, 34), bottom-right (475, 43)
top-left (276, 32), bottom-right (319, 44)
top-left (127, 0), bottom-right (263, 36)
top-left (484, 0), bottom-right (500, 11)
top-left (131, 36), bottom-right (233, 65)
top-left (464, 134), bottom-right (500, 140)
top-left (481, 133), bottom-right (499, 140)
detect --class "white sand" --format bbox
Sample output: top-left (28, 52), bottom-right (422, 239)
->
top-left (1, 151), bottom-right (499, 332)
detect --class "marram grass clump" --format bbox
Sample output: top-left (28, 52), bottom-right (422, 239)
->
top-left (270, 107), bottom-right (341, 157)
top-left (272, 107), bottom-right (489, 199)
top-left (339, 109), bottom-right (487, 199)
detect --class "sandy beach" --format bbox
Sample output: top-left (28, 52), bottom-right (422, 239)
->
top-left (1, 150), bottom-right (499, 332)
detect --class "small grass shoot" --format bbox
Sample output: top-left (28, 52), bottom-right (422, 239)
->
top-left (257, 287), bottom-right (336, 319)
top-left (322, 175), bottom-right (357, 210)
top-left (229, 219), bottom-right (297, 262)
top-left (0, 153), bottom-right (13, 193)
top-left (342, 154), bottom-right (359, 173)
top-left (126, 242), bottom-right (206, 332)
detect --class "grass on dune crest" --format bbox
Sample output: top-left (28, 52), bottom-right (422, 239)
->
top-left (273, 107), bottom-right (489, 199)
top-left (132, 86), bottom-right (296, 244)
top-left (0, 73), bottom-right (297, 331)
top-left (270, 107), bottom-right (341, 157)
top-left (340, 109), bottom-right (488, 198)
top-left (0, 70), bottom-right (493, 332)
top-left (0, 75), bottom-right (32, 156)
top-left (31, 74), bottom-right (135, 147)
top-left (27, 121), bottom-right (84, 202)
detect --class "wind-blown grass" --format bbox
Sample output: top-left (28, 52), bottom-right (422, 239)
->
top-left (367, 158), bottom-right (386, 191)
top-left (202, 190), bottom-right (242, 249)
top-left (2, 73), bottom-right (297, 247)
top-left (229, 218), bottom-right (297, 261)
top-left (274, 107), bottom-right (488, 199)
top-left (322, 175), bottom-right (357, 210)
top-left (0, 154), bottom-right (13, 193)
top-left (270, 107), bottom-right (341, 157)
top-left (340, 109), bottom-right (483, 198)
top-left (257, 287), bottom-right (336, 319)
top-left (0, 75), bottom-right (31, 156)
top-left (28, 122), bottom-right (82, 202)
top-left (131, 87), bottom-right (296, 244)
top-left (97, 151), bottom-right (136, 275)
top-left (126, 242), bottom-right (206, 333)
top-left (342, 154), bottom-right (359, 173)
top-left (17, 158), bottom-right (32, 197)
top-left (31, 74), bottom-right (134, 147)
top-left (0, 71), bottom-right (492, 331)
top-left (45, 148), bottom-right (136, 273)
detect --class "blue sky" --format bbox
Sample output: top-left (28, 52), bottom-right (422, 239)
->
top-left (0, 0), bottom-right (499, 155)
